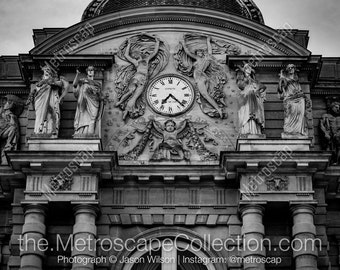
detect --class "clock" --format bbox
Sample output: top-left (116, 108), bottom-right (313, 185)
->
top-left (146, 75), bottom-right (195, 116)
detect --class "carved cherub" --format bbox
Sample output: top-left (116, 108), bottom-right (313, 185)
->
top-left (119, 117), bottom-right (219, 162)
top-left (150, 119), bottom-right (190, 161)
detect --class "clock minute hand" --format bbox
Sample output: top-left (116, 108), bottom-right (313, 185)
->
top-left (169, 94), bottom-right (185, 107)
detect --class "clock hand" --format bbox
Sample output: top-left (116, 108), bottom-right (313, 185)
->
top-left (169, 94), bottom-right (185, 107)
top-left (161, 94), bottom-right (171, 104)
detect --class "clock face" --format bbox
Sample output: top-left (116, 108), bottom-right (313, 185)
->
top-left (147, 75), bottom-right (195, 116)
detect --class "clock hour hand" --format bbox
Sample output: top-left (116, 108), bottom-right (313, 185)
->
top-left (161, 94), bottom-right (171, 104)
top-left (169, 94), bottom-right (185, 107)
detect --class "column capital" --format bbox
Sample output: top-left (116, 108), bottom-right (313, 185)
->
top-left (239, 203), bottom-right (266, 217)
top-left (290, 203), bottom-right (316, 216)
top-left (73, 203), bottom-right (100, 217)
top-left (22, 203), bottom-right (48, 216)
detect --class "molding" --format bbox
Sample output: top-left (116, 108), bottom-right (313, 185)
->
top-left (30, 7), bottom-right (309, 57)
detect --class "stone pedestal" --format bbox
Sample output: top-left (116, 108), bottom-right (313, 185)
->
top-left (290, 204), bottom-right (318, 270)
top-left (237, 139), bottom-right (312, 151)
top-left (20, 204), bottom-right (47, 270)
top-left (72, 204), bottom-right (99, 270)
top-left (240, 204), bottom-right (266, 270)
top-left (27, 138), bottom-right (102, 151)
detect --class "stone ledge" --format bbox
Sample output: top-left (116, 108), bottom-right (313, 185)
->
top-left (27, 138), bottom-right (102, 151)
top-left (237, 139), bottom-right (312, 151)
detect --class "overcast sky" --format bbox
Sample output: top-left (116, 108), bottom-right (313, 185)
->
top-left (0, 0), bottom-right (339, 56)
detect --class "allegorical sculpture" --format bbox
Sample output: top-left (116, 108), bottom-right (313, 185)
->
top-left (236, 63), bottom-right (266, 137)
top-left (119, 117), bottom-right (218, 162)
top-left (73, 66), bottom-right (103, 137)
top-left (278, 64), bottom-right (310, 138)
top-left (115, 33), bottom-right (170, 120)
top-left (320, 98), bottom-right (340, 164)
top-left (27, 65), bottom-right (68, 137)
top-left (150, 119), bottom-right (191, 161)
top-left (174, 34), bottom-right (228, 118)
top-left (0, 95), bottom-right (24, 165)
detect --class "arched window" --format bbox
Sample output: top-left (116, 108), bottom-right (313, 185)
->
top-left (120, 239), bottom-right (217, 270)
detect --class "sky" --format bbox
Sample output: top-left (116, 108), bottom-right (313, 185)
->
top-left (0, 0), bottom-right (339, 56)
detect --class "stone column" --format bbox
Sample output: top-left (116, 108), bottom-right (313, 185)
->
top-left (290, 204), bottom-right (318, 270)
top-left (72, 204), bottom-right (99, 270)
top-left (20, 204), bottom-right (47, 270)
top-left (240, 204), bottom-right (266, 270)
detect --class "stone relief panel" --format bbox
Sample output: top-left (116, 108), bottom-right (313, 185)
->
top-left (266, 175), bottom-right (288, 191)
top-left (97, 32), bottom-right (248, 163)
top-left (50, 173), bottom-right (73, 191)
top-left (118, 117), bottom-right (219, 162)
top-left (240, 174), bottom-right (313, 202)
top-left (115, 33), bottom-right (170, 120)
top-left (174, 33), bottom-right (239, 118)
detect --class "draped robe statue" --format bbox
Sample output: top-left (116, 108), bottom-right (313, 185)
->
top-left (0, 95), bottom-right (24, 165)
top-left (73, 66), bottom-right (102, 137)
top-left (236, 64), bottom-right (266, 137)
top-left (320, 99), bottom-right (340, 164)
top-left (27, 65), bottom-right (68, 137)
top-left (278, 64), bottom-right (309, 138)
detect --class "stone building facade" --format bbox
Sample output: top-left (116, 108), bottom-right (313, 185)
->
top-left (0, 0), bottom-right (340, 269)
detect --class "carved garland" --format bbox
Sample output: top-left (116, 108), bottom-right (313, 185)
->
top-left (50, 174), bottom-right (73, 191)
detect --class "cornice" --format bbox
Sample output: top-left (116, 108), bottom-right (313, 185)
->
top-left (30, 7), bottom-right (310, 57)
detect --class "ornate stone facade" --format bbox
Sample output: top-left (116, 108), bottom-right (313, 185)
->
top-left (0, 1), bottom-right (339, 270)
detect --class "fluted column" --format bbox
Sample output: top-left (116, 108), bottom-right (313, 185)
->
top-left (20, 204), bottom-right (47, 270)
top-left (72, 204), bottom-right (99, 270)
top-left (290, 204), bottom-right (318, 270)
top-left (240, 204), bottom-right (266, 270)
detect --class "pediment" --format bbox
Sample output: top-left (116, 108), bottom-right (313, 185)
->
top-left (30, 7), bottom-right (310, 57)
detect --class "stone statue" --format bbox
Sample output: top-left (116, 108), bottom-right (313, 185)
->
top-left (27, 65), bottom-right (69, 137)
top-left (115, 33), bottom-right (170, 120)
top-left (73, 66), bottom-right (103, 137)
top-left (150, 119), bottom-right (190, 161)
top-left (320, 98), bottom-right (340, 164)
top-left (278, 64), bottom-right (309, 138)
top-left (119, 117), bottom-right (218, 162)
top-left (174, 33), bottom-right (231, 119)
top-left (236, 63), bottom-right (266, 137)
top-left (0, 95), bottom-right (24, 165)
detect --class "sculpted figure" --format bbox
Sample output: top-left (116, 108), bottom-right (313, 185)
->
top-left (27, 65), bottom-right (68, 137)
top-left (320, 99), bottom-right (340, 164)
top-left (150, 119), bottom-right (190, 161)
top-left (73, 66), bottom-right (103, 137)
top-left (0, 95), bottom-right (24, 165)
top-left (236, 64), bottom-right (266, 137)
top-left (278, 64), bottom-right (309, 138)
top-left (119, 117), bottom-right (218, 162)
top-left (115, 33), bottom-right (170, 120)
top-left (174, 33), bottom-right (228, 118)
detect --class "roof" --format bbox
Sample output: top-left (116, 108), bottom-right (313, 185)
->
top-left (81, 0), bottom-right (264, 23)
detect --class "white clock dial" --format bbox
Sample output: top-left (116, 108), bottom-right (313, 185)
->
top-left (147, 75), bottom-right (195, 116)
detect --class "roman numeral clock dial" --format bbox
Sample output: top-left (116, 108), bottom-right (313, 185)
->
top-left (147, 75), bottom-right (195, 116)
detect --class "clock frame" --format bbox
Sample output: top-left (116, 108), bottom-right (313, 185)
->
top-left (146, 74), bottom-right (195, 117)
